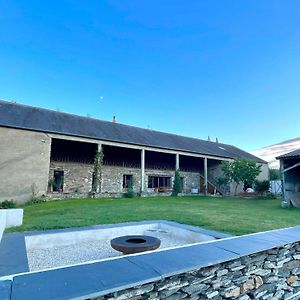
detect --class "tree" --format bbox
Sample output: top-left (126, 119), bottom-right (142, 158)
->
top-left (220, 158), bottom-right (262, 195)
top-left (92, 147), bottom-right (104, 193)
top-left (269, 168), bottom-right (280, 181)
top-left (172, 169), bottom-right (182, 196)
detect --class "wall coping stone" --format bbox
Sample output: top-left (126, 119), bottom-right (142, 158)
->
top-left (0, 280), bottom-right (11, 300)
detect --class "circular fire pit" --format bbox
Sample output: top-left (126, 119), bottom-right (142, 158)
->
top-left (111, 235), bottom-right (161, 254)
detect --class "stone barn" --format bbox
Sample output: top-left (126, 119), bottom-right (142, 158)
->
top-left (0, 100), bottom-right (268, 203)
top-left (277, 149), bottom-right (300, 207)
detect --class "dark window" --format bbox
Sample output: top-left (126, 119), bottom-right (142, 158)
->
top-left (180, 177), bottom-right (184, 190)
top-left (53, 170), bottom-right (64, 192)
top-left (91, 172), bottom-right (96, 191)
top-left (148, 176), bottom-right (171, 188)
top-left (123, 174), bottom-right (133, 188)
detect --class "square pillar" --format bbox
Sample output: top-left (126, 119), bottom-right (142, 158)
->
top-left (141, 149), bottom-right (145, 192)
top-left (97, 143), bottom-right (102, 193)
top-left (204, 157), bottom-right (208, 195)
top-left (175, 153), bottom-right (180, 170)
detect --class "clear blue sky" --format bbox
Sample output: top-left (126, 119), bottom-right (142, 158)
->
top-left (1, 1), bottom-right (300, 151)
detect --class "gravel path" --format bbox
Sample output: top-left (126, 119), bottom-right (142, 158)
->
top-left (26, 229), bottom-right (194, 271)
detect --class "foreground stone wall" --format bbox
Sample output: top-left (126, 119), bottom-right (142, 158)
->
top-left (3, 226), bottom-right (300, 300)
top-left (93, 242), bottom-right (300, 300)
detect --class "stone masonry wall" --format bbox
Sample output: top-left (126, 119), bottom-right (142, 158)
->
top-left (102, 167), bottom-right (201, 194)
top-left (93, 242), bottom-right (300, 300)
top-left (102, 166), bottom-right (141, 193)
top-left (49, 162), bottom-right (94, 194)
top-left (48, 162), bottom-right (210, 196)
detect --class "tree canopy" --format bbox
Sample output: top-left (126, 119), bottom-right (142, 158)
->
top-left (220, 158), bottom-right (262, 195)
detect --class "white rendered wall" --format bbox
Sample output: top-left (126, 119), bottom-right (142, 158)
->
top-left (0, 209), bottom-right (23, 242)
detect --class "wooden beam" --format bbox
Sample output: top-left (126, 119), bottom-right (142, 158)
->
top-left (283, 162), bottom-right (300, 173)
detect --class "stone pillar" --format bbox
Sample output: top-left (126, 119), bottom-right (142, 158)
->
top-left (97, 143), bottom-right (102, 193)
top-left (141, 149), bottom-right (145, 193)
top-left (204, 157), bottom-right (208, 195)
top-left (175, 153), bottom-right (180, 170)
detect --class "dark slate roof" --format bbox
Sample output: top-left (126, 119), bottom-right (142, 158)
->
top-left (276, 149), bottom-right (300, 160)
top-left (0, 100), bottom-right (266, 163)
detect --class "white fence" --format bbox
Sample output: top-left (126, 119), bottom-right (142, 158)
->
top-left (270, 180), bottom-right (282, 195)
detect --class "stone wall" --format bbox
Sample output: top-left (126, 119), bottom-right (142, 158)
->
top-left (93, 242), bottom-right (300, 300)
top-left (3, 226), bottom-right (300, 299)
top-left (49, 161), bottom-right (94, 194)
top-left (102, 167), bottom-right (201, 194)
top-left (102, 166), bottom-right (141, 194)
top-left (48, 163), bottom-right (202, 196)
top-left (181, 171), bottom-right (201, 192)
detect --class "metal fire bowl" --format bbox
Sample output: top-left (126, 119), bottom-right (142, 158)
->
top-left (111, 235), bottom-right (161, 254)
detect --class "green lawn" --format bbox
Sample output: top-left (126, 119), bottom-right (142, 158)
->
top-left (6, 196), bottom-right (300, 236)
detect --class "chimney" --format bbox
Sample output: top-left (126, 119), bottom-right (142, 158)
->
top-left (208, 135), bottom-right (211, 141)
top-left (216, 138), bottom-right (219, 143)
top-left (112, 116), bottom-right (116, 123)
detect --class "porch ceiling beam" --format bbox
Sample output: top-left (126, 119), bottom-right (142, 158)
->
top-left (283, 162), bottom-right (300, 173)
top-left (49, 133), bottom-right (232, 162)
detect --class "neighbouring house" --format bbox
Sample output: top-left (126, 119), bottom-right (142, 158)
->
top-left (277, 149), bottom-right (300, 207)
top-left (0, 100), bottom-right (268, 203)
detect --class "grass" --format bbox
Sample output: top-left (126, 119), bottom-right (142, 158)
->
top-left (6, 196), bottom-right (300, 236)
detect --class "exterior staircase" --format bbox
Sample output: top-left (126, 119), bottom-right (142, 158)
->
top-left (199, 172), bottom-right (230, 195)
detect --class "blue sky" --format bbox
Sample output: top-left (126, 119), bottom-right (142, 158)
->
top-left (1, 0), bottom-right (300, 151)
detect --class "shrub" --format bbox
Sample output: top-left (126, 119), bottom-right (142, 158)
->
top-left (266, 192), bottom-right (277, 199)
top-left (123, 178), bottom-right (135, 198)
top-left (0, 200), bottom-right (16, 209)
top-left (254, 180), bottom-right (270, 195)
top-left (172, 169), bottom-right (182, 196)
top-left (25, 198), bottom-right (46, 205)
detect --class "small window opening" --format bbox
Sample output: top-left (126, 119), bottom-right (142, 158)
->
top-left (180, 177), bottom-right (184, 190)
top-left (53, 170), bottom-right (64, 192)
top-left (123, 174), bottom-right (133, 189)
